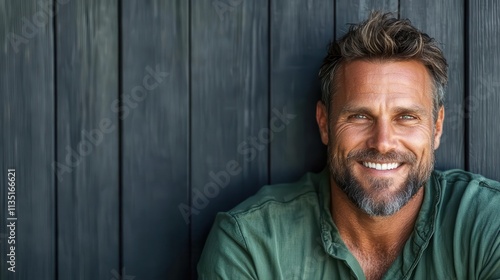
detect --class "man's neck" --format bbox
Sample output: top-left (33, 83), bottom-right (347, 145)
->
top-left (329, 178), bottom-right (425, 279)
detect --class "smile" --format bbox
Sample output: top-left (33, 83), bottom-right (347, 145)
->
top-left (362, 162), bottom-right (401, 170)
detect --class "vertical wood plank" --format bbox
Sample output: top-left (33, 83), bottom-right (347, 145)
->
top-left (400, 0), bottom-right (465, 170)
top-left (0, 1), bottom-right (55, 279)
top-left (56, 0), bottom-right (119, 279)
top-left (468, 0), bottom-right (500, 180)
top-left (191, 0), bottom-right (269, 278)
top-left (122, 0), bottom-right (189, 278)
top-left (335, 0), bottom-right (398, 38)
top-left (269, 0), bottom-right (334, 184)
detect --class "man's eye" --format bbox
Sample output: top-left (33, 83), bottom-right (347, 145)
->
top-left (399, 115), bottom-right (417, 120)
top-left (349, 114), bottom-right (368, 119)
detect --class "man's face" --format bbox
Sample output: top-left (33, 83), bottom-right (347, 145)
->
top-left (316, 60), bottom-right (444, 216)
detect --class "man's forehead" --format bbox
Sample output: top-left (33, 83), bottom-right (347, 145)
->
top-left (334, 60), bottom-right (433, 98)
top-left (341, 59), bottom-right (431, 82)
top-left (327, 60), bottom-right (436, 116)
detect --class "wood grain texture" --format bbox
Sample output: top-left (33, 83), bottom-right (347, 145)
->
top-left (269, 0), bottom-right (333, 183)
top-left (3, 2), bottom-right (500, 280)
top-left (56, 0), bottom-right (119, 279)
top-left (468, 0), bottom-right (500, 181)
top-left (0, 1), bottom-right (55, 279)
top-left (191, 0), bottom-right (269, 277)
top-left (335, 0), bottom-right (398, 38)
top-left (400, 0), bottom-right (465, 170)
top-left (121, 0), bottom-right (189, 278)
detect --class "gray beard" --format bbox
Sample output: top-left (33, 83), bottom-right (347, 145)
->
top-left (328, 147), bottom-right (434, 216)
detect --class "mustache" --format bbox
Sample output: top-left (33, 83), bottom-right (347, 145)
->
top-left (346, 149), bottom-right (417, 163)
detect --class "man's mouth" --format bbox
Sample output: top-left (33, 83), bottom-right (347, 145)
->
top-left (362, 162), bottom-right (401, 171)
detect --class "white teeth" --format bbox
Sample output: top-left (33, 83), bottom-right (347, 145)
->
top-left (363, 162), bottom-right (400, 170)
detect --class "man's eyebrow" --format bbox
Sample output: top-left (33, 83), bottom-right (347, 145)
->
top-left (339, 104), bottom-right (429, 116)
top-left (392, 105), bottom-right (429, 116)
top-left (339, 105), bottom-right (372, 115)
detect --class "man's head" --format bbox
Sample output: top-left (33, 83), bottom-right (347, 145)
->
top-left (316, 12), bottom-right (447, 216)
top-left (319, 11), bottom-right (448, 119)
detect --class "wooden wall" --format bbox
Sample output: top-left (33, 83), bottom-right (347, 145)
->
top-left (1, 0), bottom-right (499, 279)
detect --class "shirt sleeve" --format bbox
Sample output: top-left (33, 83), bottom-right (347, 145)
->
top-left (197, 212), bottom-right (257, 280)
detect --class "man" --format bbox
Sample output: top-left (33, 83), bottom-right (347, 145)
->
top-left (198, 12), bottom-right (500, 279)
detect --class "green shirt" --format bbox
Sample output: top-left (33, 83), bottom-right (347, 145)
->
top-left (198, 169), bottom-right (500, 279)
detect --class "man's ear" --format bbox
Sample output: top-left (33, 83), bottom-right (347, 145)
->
top-left (433, 106), bottom-right (445, 150)
top-left (316, 101), bottom-right (329, 145)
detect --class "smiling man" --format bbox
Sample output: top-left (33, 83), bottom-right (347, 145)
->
top-left (198, 12), bottom-right (500, 280)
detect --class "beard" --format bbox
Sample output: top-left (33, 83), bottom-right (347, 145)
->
top-left (328, 144), bottom-right (434, 216)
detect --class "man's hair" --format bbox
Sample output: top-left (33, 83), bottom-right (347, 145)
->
top-left (319, 11), bottom-right (448, 119)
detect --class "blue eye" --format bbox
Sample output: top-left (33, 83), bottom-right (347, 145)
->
top-left (399, 115), bottom-right (416, 120)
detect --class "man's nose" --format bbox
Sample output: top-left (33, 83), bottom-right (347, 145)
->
top-left (366, 120), bottom-right (397, 154)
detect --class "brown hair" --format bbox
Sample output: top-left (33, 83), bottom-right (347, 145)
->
top-left (319, 11), bottom-right (448, 119)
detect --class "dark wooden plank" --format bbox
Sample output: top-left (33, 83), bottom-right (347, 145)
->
top-left (0, 1), bottom-right (55, 279)
top-left (400, 0), bottom-right (465, 170)
top-left (468, 0), bottom-right (500, 181)
top-left (191, 0), bottom-right (269, 277)
top-left (269, 0), bottom-right (334, 184)
top-left (56, 0), bottom-right (119, 279)
top-left (121, 0), bottom-right (189, 278)
top-left (335, 0), bottom-right (398, 38)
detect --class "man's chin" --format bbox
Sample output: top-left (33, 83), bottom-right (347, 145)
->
top-left (341, 176), bottom-right (421, 216)
top-left (351, 172), bottom-right (406, 192)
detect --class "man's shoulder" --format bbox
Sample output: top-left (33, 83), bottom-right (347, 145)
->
top-left (226, 169), bottom-right (327, 217)
top-left (433, 168), bottom-right (500, 235)
top-left (434, 168), bottom-right (500, 193)
top-left (430, 169), bottom-right (500, 277)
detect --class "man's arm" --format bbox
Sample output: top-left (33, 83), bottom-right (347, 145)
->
top-left (197, 212), bottom-right (257, 280)
top-left (476, 178), bottom-right (500, 279)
